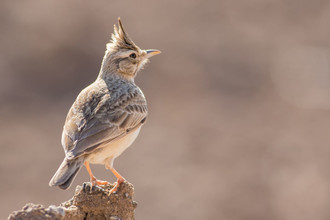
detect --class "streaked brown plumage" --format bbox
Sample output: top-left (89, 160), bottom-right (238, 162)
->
top-left (49, 18), bottom-right (160, 192)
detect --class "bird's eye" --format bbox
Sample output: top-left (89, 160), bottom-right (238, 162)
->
top-left (129, 53), bottom-right (137, 58)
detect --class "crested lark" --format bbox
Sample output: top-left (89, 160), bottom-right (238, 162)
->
top-left (49, 18), bottom-right (160, 193)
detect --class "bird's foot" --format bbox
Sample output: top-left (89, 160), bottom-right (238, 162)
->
top-left (109, 177), bottom-right (125, 194)
top-left (91, 178), bottom-right (109, 192)
top-left (92, 179), bottom-right (109, 186)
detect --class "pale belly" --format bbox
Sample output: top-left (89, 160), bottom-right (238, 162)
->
top-left (86, 126), bottom-right (141, 165)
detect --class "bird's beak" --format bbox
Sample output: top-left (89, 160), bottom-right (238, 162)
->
top-left (144, 49), bottom-right (161, 59)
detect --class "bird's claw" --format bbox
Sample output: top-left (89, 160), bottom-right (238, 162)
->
top-left (109, 178), bottom-right (125, 195)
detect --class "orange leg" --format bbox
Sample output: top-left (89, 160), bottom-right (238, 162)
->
top-left (106, 164), bottom-right (126, 193)
top-left (84, 162), bottom-right (109, 186)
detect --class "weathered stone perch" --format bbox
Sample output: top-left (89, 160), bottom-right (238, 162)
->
top-left (8, 181), bottom-right (137, 220)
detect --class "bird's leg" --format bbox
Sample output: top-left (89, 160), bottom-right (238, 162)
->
top-left (106, 164), bottom-right (126, 193)
top-left (84, 162), bottom-right (109, 186)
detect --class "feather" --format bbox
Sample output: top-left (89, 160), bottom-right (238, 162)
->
top-left (107, 18), bottom-right (140, 52)
top-left (62, 77), bottom-right (147, 159)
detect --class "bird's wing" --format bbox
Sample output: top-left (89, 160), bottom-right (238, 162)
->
top-left (62, 84), bottom-right (147, 160)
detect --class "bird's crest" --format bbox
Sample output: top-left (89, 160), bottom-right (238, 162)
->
top-left (107, 18), bottom-right (140, 52)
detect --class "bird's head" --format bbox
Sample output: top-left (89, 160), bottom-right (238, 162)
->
top-left (99, 18), bottom-right (161, 80)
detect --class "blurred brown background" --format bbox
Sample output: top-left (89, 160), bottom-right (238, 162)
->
top-left (1, 0), bottom-right (330, 219)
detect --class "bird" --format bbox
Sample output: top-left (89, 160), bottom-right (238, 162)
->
top-left (49, 18), bottom-right (160, 193)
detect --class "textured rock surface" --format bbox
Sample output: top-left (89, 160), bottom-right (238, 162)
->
top-left (8, 181), bottom-right (137, 220)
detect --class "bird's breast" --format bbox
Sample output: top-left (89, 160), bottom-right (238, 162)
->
top-left (86, 126), bottom-right (141, 165)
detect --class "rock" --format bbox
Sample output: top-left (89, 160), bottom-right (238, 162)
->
top-left (8, 181), bottom-right (137, 220)
top-left (8, 203), bottom-right (63, 220)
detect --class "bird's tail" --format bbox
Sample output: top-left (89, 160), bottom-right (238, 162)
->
top-left (49, 157), bottom-right (84, 190)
